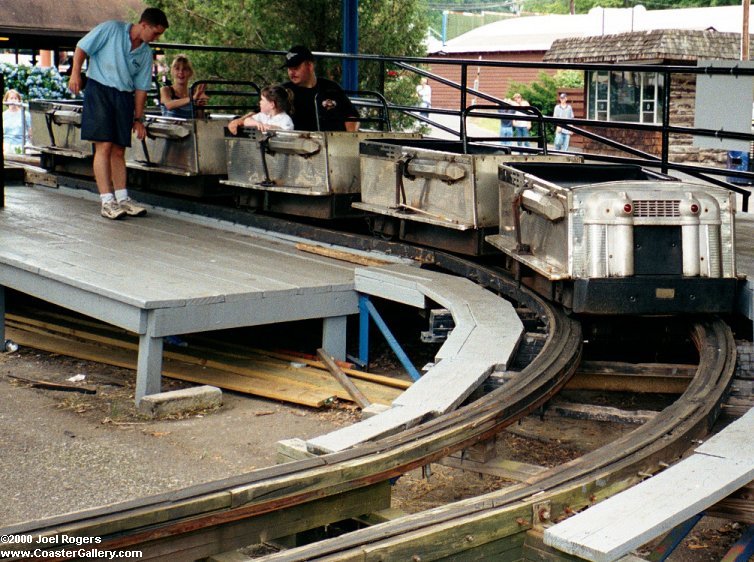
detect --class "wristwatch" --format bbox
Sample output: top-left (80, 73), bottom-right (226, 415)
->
top-left (133, 116), bottom-right (145, 123)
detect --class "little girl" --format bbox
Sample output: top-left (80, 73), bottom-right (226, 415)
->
top-left (228, 85), bottom-right (294, 134)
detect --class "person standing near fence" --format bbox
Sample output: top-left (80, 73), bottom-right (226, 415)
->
top-left (416, 78), bottom-right (432, 118)
top-left (68, 8), bottom-right (169, 220)
top-left (3, 89), bottom-right (31, 154)
top-left (511, 93), bottom-right (531, 147)
top-left (553, 92), bottom-right (574, 151)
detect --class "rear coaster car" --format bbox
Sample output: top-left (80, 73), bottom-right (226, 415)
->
top-left (486, 162), bottom-right (739, 314)
top-left (222, 130), bottom-right (422, 219)
top-left (29, 99), bottom-right (93, 177)
top-left (355, 138), bottom-right (580, 255)
top-left (126, 114), bottom-right (234, 197)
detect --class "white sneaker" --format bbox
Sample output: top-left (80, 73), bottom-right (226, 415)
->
top-left (101, 200), bottom-right (126, 220)
top-left (118, 197), bottom-right (147, 217)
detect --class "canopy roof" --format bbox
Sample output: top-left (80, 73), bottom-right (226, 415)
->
top-left (431, 5), bottom-right (751, 55)
top-left (0, 0), bottom-right (145, 50)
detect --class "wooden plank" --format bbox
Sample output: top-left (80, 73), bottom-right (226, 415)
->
top-left (295, 242), bottom-right (393, 267)
top-left (7, 374), bottom-right (97, 394)
top-left (440, 455), bottom-right (548, 481)
top-left (317, 348), bottom-right (371, 409)
top-left (7, 316), bottom-right (403, 406)
top-left (544, 408), bottom-right (754, 562)
top-left (7, 310), bottom-right (410, 390)
top-left (5, 326), bottom-right (335, 408)
top-left (549, 400), bottom-right (657, 425)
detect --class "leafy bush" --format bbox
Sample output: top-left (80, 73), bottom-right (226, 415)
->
top-left (0, 63), bottom-right (70, 100)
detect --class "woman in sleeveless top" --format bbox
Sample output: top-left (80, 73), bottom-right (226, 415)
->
top-left (159, 54), bottom-right (208, 119)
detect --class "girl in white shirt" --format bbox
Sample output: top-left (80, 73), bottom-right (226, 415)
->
top-left (228, 85), bottom-right (294, 134)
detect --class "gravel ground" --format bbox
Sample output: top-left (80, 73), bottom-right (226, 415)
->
top-left (0, 346), bottom-right (746, 560)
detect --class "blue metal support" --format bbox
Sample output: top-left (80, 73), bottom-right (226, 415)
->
top-left (358, 294), bottom-right (370, 367)
top-left (645, 513), bottom-right (703, 561)
top-left (358, 294), bottom-right (422, 381)
top-left (341, 0), bottom-right (359, 92)
top-left (721, 523), bottom-right (754, 561)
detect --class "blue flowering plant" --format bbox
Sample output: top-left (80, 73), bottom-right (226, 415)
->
top-left (0, 63), bottom-right (71, 101)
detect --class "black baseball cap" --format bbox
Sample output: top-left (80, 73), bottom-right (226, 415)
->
top-left (282, 46), bottom-right (314, 68)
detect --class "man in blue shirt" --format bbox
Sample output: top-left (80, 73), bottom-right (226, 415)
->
top-left (68, 8), bottom-right (169, 219)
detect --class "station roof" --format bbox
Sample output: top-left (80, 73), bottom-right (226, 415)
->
top-left (544, 28), bottom-right (743, 64)
top-left (430, 5), bottom-right (752, 55)
top-left (0, 0), bottom-right (145, 50)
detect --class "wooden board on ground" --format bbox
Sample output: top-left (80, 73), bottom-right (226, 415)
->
top-left (543, 408), bottom-right (754, 561)
top-left (5, 320), bottom-right (403, 408)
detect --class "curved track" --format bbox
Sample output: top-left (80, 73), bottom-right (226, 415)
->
top-left (4, 204), bottom-right (583, 560)
top-left (3, 184), bottom-right (738, 561)
top-left (257, 318), bottom-right (736, 561)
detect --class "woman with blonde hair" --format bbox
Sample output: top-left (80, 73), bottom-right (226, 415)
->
top-left (3, 89), bottom-right (31, 153)
top-left (160, 54), bottom-right (208, 118)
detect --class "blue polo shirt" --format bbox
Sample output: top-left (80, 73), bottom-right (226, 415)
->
top-left (77, 20), bottom-right (153, 92)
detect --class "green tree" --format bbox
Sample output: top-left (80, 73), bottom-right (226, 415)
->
top-left (146, 0), bottom-right (429, 121)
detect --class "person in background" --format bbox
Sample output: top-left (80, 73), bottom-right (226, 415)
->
top-left (498, 98), bottom-right (515, 146)
top-left (228, 84), bottom-right (294, 134)
top-left (68, 8), bottom-right (169, 220)
top-left (281, 45), bottom-right (359, 132)
top-left (3, 89), bottom-right (31, 154)
top-left (511, 93), bottom-right (531, 147)
top-left (160, 54), bottom-right (208, 119)
top-left (416, 77), bottom-right (432, 118)
top-left (553, 92), bottom-right (574, 151)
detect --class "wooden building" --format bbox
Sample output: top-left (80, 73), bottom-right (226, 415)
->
top-left (545, 28), bottom-right (747, 166)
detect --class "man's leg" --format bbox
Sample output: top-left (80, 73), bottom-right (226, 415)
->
top-left (111, 143), bottom-right (147, 217)
top-left (94, 141), bottom-right (126, 220)
top-left (93, 141), bottom-right (114, 196)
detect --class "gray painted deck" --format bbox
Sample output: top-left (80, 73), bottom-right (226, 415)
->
top-left (306, 264), bottom-right (524, 454)
top-left (0, 185), bottom-right (359, 403)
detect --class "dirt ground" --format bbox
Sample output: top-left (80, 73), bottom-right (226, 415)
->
top-left (0, 345), bottom-right (746, 560)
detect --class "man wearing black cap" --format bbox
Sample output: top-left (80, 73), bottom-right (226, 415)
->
top-left (282, 45), bottom-right (359, 132)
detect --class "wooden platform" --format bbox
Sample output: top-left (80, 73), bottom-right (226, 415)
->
top-left (305, 264), bottom-right (524, 454)
top-left (0, 184), bottom-right (360, 404)
top-left (543, 407), bottom-right (754, 562)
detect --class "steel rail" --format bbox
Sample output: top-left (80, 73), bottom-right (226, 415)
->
top-left (3, 210), bottom-right (582, 561)
top-left (252, 318), bottom-right (737, 561)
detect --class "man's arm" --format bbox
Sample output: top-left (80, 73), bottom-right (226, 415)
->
top-left (132, 90), bottom-right (148, 140)
top-left (67, 47), bottom-right (88, 96)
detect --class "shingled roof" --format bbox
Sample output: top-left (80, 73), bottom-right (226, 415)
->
top-left (0, 0), bottom-right (145, 49)
top-left (544, 28), bottom-right (743, 64)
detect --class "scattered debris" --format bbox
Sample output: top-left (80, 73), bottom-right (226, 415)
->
top-left (8, 373), bottom-right (96, 394)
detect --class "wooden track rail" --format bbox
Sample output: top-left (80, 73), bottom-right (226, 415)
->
top-left (254, 319), bottom-right (737, 561)
top-left (3, 237), bottom-right (583, 562)
top-left (1, 180), bottom-right (738, 561)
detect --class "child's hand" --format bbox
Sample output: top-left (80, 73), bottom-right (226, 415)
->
top-left (242, 117), bottom-right (259, 129)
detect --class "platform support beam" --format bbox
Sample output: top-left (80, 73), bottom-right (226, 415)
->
top-left (322, 315), bottom-right (347, 361)
top-left (135, 311), bottom-right (163, 404)
top-left (0, 285), bottom-right (5, 344)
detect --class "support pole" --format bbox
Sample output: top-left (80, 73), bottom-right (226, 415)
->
top-left (341, 0), bottom-right (359, 92)
top-left (359, 294), bottom-right (422, 382)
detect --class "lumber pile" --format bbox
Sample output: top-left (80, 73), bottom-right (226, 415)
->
top-left (4, 310), bottom-right (408, 408)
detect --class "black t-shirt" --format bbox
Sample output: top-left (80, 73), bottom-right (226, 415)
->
top-left (283, 77), bottom-right (358, 131)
